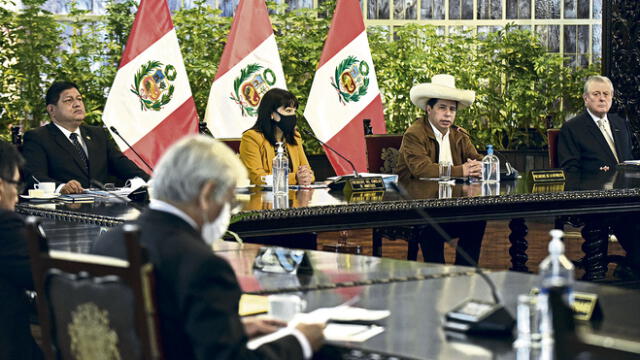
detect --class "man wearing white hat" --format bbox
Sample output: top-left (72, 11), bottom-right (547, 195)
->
top-left (396, 74), bottom-right (486, 265)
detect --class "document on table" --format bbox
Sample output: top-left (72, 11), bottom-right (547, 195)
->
top-left (323, 323), bottom-right (384, 342)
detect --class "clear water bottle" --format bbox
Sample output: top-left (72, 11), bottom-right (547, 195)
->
top-left (537, 229), bottom-right (575, 343)
top-left (273, 142), bottom-right (289, 195)
top-left (481, 144), bottom-right (500, 183)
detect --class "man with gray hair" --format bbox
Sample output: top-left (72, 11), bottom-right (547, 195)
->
top-left (558, 75), bottom-right (634, 172)
top-left (92, 135), bottom-right (324, 360)
top-left (558, 76), bottom-right (639, 279)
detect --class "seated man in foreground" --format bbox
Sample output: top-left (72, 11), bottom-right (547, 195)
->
top-left (395, 74), bottom-right (486, 266)
top-left (22, 81), bottom-right (149, 194)
top-left (92, 135), bottom-right (324, 359)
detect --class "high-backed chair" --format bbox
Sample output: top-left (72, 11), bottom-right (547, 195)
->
top-left (219, 138), bottom-right (241, 154)
top-left (547, 128), bottom-right (560, 168)
top-left (26, 217), bottom-right (162, 360)
top-left (364, 135), bottom-right (420, 260)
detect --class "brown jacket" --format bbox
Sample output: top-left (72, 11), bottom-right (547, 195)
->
top-left (395, 117), bottom-right (482, 180)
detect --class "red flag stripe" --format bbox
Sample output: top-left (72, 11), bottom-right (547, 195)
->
top-left (119, 0), bottom-right (174, 69)
top-left (215, 0), bottom-right (274, 79)
top-left (317, 0), bottom-right (365, 68)
top-left (323, 95), bottom-right (386, 175)
top-left (124, 98), bottom-right (199, 173)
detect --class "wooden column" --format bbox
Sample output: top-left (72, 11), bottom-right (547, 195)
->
top-left (603, 0), bottom-right (640, 156)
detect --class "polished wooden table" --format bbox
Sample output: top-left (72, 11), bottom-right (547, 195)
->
top-left (301, 271), bottom-right (640, 359)
top-left (16, 168), bottom-right (640, 279)
top-left (213, 244), bottom-right (475, 294)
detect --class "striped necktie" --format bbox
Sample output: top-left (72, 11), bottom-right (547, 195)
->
top-left (69, 133), bottom-right (89, 173)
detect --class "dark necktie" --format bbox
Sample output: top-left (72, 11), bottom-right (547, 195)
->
top-left (69, 133), bottom-right (89, 173)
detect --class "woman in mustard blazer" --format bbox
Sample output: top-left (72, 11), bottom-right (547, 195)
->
top-left (239, 88), bottom-right (315, 185)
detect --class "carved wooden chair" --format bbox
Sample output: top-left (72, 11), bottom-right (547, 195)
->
top-left (26, 217), bottom-right (162, 360)
top-left (365, 134), bottom-right (420, 260)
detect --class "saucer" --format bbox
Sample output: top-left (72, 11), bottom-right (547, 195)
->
top-left (20, 193), bottom-right (59, 200)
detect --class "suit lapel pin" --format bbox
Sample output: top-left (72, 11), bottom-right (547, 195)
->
top-left (85, 135), bottom-right (92, 141)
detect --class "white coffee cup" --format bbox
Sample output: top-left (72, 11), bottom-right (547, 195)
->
top-left (261, 174), bottom-right (274, 186)
top-left (34, 182), bottom-right (56, 194)
top-left (268, 294), bottom-right (306, 322)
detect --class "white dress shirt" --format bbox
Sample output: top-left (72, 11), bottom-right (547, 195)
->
top-left (429, 121), bottom-right (453, 164)
top-left (53, 122), bottom-right (88, 155)
top-left (148, 199), bottom-right (313, 359)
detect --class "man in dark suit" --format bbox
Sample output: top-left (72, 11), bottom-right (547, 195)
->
top-left (558, 75), bottom-right (640, 278)
top-left (0, 141), bottom-right (43, 359)
top-left (558, 75), bottom-right (634, 172)
top-left (93, 135), bottom-right (324, 360)
top-left (22, 81), bottom-right (149, 194)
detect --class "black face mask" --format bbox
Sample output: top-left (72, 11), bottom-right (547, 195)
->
top-left (275, 112), bottom-right (297, 134)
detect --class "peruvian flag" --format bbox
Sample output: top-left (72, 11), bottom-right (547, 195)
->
top-left (304, 0), bottom-right (386, 175)
top-left (204, 0), bottom-right (287, 138)
top-left (102, 0), bottom-right (198, 172)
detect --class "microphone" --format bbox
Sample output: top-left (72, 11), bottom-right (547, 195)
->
top-left (453, 126), bottom-right (519, 180)
top-left (301, 128), bottom-right (359, 177)
top-left (389, 181), bottom-right (514, 334)
top-left (90, 179), bottom-right (145, 211)
top-left (107, 126), bottom-right (154, 173)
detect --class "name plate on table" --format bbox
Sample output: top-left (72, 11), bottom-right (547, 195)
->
top-left (530, 288), bottom-right (601, 321)
top-left (573, 292), bottom-right (602, 321)
top-left (528, 169), bottom-right (565, 183)
top-left (343, 177), bottom-right (385, 195)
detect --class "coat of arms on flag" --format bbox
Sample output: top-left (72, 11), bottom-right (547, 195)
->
top-left (230, 63), bottom-right (278, 116)
top-left (102, 0), bottom-right (198, 172)
top-left (331, 56), bottom-right (370, 104)
top-left (130, 60), bottom-right (177, 111)
top-left (304, 0), bottom-right (387, 175)
top-left (204, 0), bottom-right (288, 138)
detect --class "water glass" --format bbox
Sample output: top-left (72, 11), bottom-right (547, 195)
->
top-left (514, 294), bottom-right (542, 347)
top-left (438, 161), bottom-right (452, 182)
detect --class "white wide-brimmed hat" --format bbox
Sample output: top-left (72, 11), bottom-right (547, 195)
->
top-left (410, 74), bottom-right (475, 110)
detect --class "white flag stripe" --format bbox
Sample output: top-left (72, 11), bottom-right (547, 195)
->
top-left (205, 35), bottom-right (287, 138)
top-left (304, 32), bottom-right (380, 143)
top-left (103, 29), bottom-right (192, 149)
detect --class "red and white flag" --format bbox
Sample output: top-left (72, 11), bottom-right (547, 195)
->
top-left (304, 0), bottom-right (386, 175)
top-left (204, 0), bottom-right (287, 138)
top-left (102, 0), bottom-right (198, 172)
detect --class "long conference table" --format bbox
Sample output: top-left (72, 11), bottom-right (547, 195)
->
top-left (16, 168), bottom-right (640, 280)
top-left (15, 170), bottom-right (640, 359)
top-left (201, 243), bottom-right (640, 359)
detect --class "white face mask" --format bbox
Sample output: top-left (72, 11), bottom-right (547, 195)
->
top-left (202, 202), bottom-right (231, 246)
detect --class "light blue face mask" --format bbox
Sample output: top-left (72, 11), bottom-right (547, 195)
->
top-left (202, 202), bottom-right (230, 246)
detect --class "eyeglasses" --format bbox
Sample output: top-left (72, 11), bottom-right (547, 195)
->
top-left (0, 177), bottom-right (24, 193)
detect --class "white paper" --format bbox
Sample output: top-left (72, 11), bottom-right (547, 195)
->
top-left (323, 324), bottom-right (385, 342)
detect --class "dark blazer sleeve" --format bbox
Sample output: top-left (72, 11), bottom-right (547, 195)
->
top-left (178, 256), bottom-right (304, 360)
top-left (22, 130), bottom-right (59, 188)
top-left (557, 121), bottom-right (582, 172)
top-left (101, 128), bottom-right (150, 181)
top-left (0, 211), bottom-right (34, 290)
